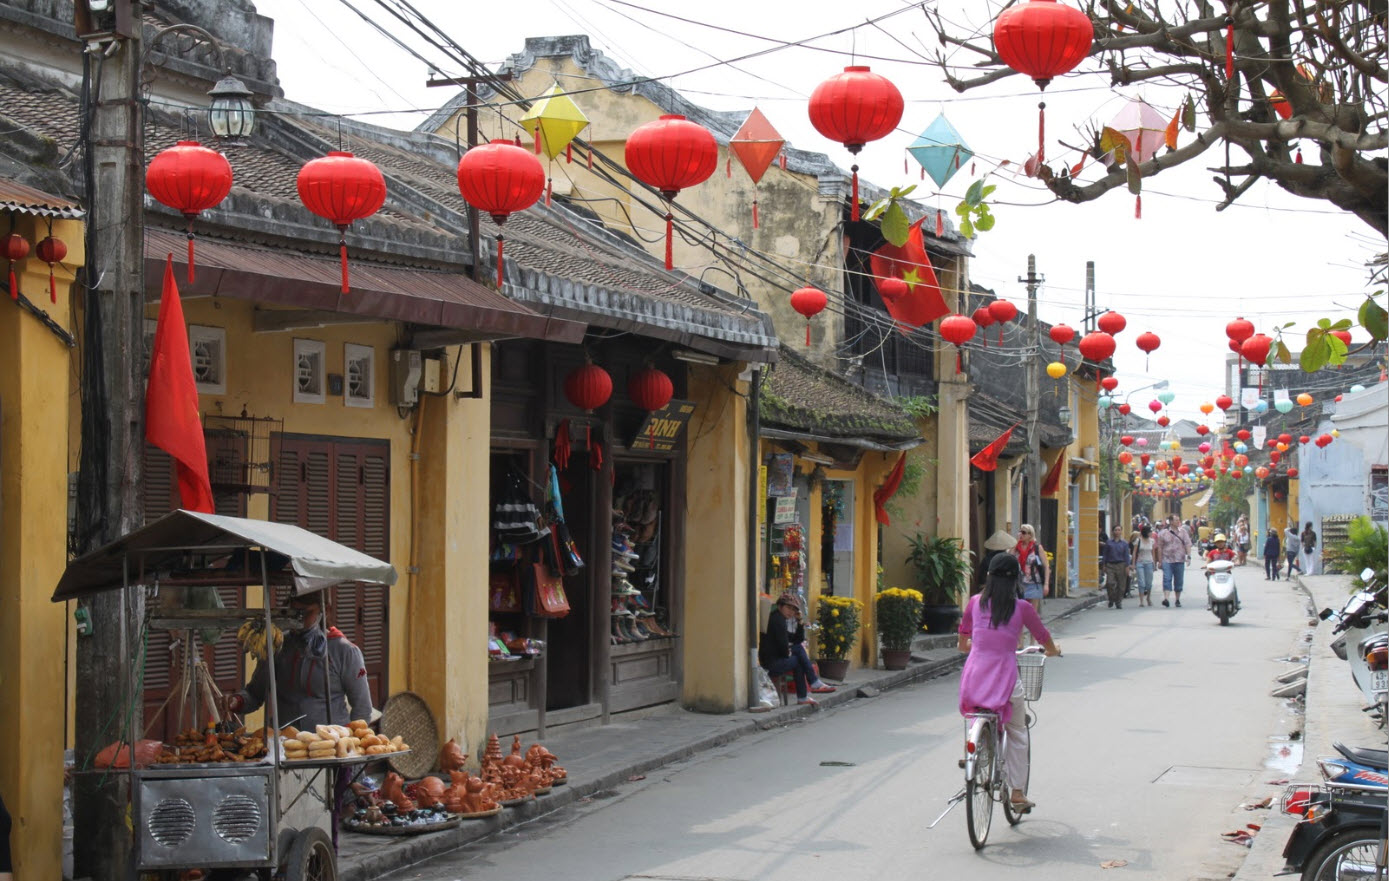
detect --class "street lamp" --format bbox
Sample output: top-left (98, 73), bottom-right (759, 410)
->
top-left (208, 74), bottom-right (256, 140)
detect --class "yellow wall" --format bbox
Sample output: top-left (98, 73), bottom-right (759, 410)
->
top-left (1075, 384), bottom-right (1101, 590)
top-left (1, 215), bottom-right (84, 880)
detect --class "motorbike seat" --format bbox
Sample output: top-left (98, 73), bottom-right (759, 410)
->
top-left (1334, 740), bottom-right (1388, 770)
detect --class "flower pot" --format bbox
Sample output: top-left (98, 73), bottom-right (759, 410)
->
top-left (921, 603), bottom-right (962, 635)
top-left (816, 658), bottom-right (850, 682)
top-left (881, 648), bottom-right (912, 670)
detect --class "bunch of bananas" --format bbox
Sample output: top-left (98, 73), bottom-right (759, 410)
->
top-left (236, 617), bottom-right (283, 660)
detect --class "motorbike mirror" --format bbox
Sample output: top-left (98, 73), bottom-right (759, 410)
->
top-left (1319, 608), bottom-right (1335, 620)
top-left (1361, 567), bottom-right (1376, 582)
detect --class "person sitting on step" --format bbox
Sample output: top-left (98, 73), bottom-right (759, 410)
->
top-left (758, 591), bottom-right (835, 706)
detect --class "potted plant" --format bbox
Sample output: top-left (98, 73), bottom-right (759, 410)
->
top-left (906, 533), bottom-right (974, 634)
top-left (875, 587), bottom-right (924, 670)
top-left (813, 594), bottom-right (864, 681)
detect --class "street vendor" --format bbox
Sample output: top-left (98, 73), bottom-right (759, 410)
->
top-left (225, 592), bottom-right (372, 730)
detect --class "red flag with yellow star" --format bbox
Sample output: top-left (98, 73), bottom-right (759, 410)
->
top-left (146, 255), bottom-right (214, 513)
top-left (869, 217), bottom-right (949, 330)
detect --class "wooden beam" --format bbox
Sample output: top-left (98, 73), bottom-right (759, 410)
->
top-left (408, 328), bottom-right (513, 349)
top-left (252, 308), bottom-right (380, 333)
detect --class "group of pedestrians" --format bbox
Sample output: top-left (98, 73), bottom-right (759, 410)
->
top-left (1264, 521), bottom-right (1318, 579)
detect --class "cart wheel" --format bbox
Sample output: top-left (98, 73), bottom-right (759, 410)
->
top-left (284, 827), bottom-right (337, 881)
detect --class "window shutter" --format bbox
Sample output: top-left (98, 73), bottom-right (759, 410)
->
top-left (362, 451), bottom-right (389, 560)
top-left (142, 444), bottom-right (177, 524)
top-left (333, 446), bottom-right (363, 551)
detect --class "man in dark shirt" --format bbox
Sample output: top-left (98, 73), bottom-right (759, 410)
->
top-left (1101, 526), bottom-right (1133, 609)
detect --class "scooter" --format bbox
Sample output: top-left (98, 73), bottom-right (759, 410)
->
top-left (1280, 743), bottom-right (1387, 880)
top-left (1321, 568), bottom-right (1388, 727)
top-left (1204, 559), bottom-right (1239, 625)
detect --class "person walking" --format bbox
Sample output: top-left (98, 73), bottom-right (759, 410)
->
top-left (1234, 520), bottom-right (1251, 566)
top-left (1132, 524), bottom-right (1158, 606)
top-left (1263, 528), bottom-right (1282, 580)
top-left (1101, 526), bottom-right (1131, 609)
top-left (1301, 522), bottom-right (1318, 575)
top-left (1284, 523), bottom-right (1303, 576)
top-left (1013, 525), bottom-right (1050, 615)
top-left (1156, 515), bottom-right (1191, 607)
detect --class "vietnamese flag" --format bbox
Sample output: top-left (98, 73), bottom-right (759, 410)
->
top-left (970, 423), bottom-right (1018, 472)
top-left (146, 255), bottom-right (214, 513)
top-left (1041, 449), bottom-right (1067, 496)
top-left (869, 217), bottom-right (949, 331)
top-left (873, 453), bottom-right (907, 526)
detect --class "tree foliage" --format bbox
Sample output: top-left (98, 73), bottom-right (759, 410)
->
top-left (926, 1), bottom-right (1388, 236)
top-left (1208, 472), bottom-right (1251, 528)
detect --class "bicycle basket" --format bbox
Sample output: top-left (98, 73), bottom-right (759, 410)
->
top-left (1017, 652), bottom-right (1046, 701)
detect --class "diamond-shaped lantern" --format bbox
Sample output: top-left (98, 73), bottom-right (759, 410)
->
top-left (519, 84), bottom-right (591, 205)
top-left (908, 114), bottom-right (972, 190)
top-left (729, 108), bottom-right (784, 229)
top-left (1108, 98), bottom-right (1168, 218)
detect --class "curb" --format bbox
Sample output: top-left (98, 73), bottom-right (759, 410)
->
top-left (338, 593), bottom-right (1103, 881)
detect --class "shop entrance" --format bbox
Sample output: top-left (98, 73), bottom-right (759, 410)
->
top-left (821, 480), bottom-right (855, 596)
top-left (546, 456), bottom-right (594, 712)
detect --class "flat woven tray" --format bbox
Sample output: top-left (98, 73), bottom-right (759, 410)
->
top-left (342, 815), bottom-right (461, 836)
top-left (455, 805), bottom-right (502, 819)
top-left (379, 692), bottom-right (438, 780)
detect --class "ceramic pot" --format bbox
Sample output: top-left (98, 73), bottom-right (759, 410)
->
top-left (920, 604), bottom-right (963, 635)
top-left (816, 658), bottom-right (850, 682)
top-left (881, 648), bottom-right (912, 671)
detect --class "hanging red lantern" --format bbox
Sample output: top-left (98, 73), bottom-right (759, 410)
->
top-left (790, 286), bottom-right (829, 346)
top-left (1195, 424), bottom-right (1210, 436)
top-left (992, 0), bottom-right (1093, 161)
top-left (1270, 449), bottom-right (1281, 463)
top-left (987, 299), bottom-right (1018, 345)
top-left (1156, 415), bottom-right (1170, 427)
top-left (1049, 323), bottom-right (1075, 347)
top-left (1215, 394), bottom-right (1233, 411)
top-left (1316, 433), bottom-right (1334, 448)
top-left (457, 141), bottom-right (546, 288)
top-left (1117, 403), bottom-right (1131, 415)
top-left (625, 114), bottom-right (718, 270)
top-left (1147, 400), bottom-right (1162, 414)
top-left (1236, 428), bottom-right (1251, 441)
top-left (807, 66), bottom-right (903, 222)
top-left (1077, 330), bottom-right (1115, 363)
top-left (1230, 470), bottom-right (1244, 480)
top-left (938, 313), bottom-right (978, 374)
top-left (971, 307), bottom-right (994, 347)
top-left (1118, 451), bottom-right (1133, 464)
top-left (1299, 435), bottom-right (1311, 445)
top-left (1140, 454), bottom-right (1150, 466)
top-left (1097, 311), bottom-right (1126, 335)
top-left (1178, 465), bottom-right (1190, 475)
top-left (1100, 376), bottom-right (1119, 392)
top-left (146, 140), bottom-right (233, 284)
top-left (1119, 435), bottom-right (1134, 446)
top-left (1225, 316), bottom-right (1255, 344)
top-left (563, 362), bottom-right (613, 412)
top-left (1135, 330), bottom-right (1160, 368)
top-left (1232, 453), bottom-right (1249, 468)
top-left (35, 235), bottom-right (66, 304)
top-left (1241, 333), bottom-right (1273, 367)
top-left (3, 232), bottom-right (28, 301)
top-left (1287, 467), bottom-right (1299, 478)
top-left (629, 366), bottom-right (675, 449)
top-left (1278, 433), bottom-right (1292, 445)
top-left (297, 152), bottom-right (387, 294)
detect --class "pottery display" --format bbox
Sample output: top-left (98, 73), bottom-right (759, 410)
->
top-left (381, 772), bottom-right (417, 813)
top-left (406, 774), bottom-right (446, 809)
top-left (439, 738), bottom-right (466, 773)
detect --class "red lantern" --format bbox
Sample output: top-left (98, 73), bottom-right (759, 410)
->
top-left (1097, 311), bottom-right (1126, 335)
top-left (1225, 316), bottom-right (1254, 344)
top-left (1236, 428), bottom-right (1251, 441)
top-left (790, 286), bottom-right (829, 346)
top-left (1156, 415), bottom-right (1170, 427)
top-left (1196, 424), bottom-right (1210, 436)
top-left (807, 67), bottom-right (903, 221)
top-left (1241, 333), bottom-right (1273, 367)
top-left (1299, 435), bottom-right (1311, 445)
top-left (625, 115), bottom-right (718, 270)
top-left (146, 140), bottom-right (233, 284)
top-left (297, 152), bottom-right (387, 294)
top-left (563, 363), bottom-right (613, 412)
top-left (1140, 454), bottom-right (1150, 466)
top-left (1316, 433), bottom-right (1334, 448)
top-left (1120, 435), bottom-right (1134, 446)
top-left (938, 313), bottom-right (978, 374)
top-left (629, 366), bottom-right (675, 449)
top-left (35, 235), bottom-right (66, 304)
top-left (3, 232), bottom-right (28, 301)
top-left (1287, 467), bottom-right (1299, 478)
top-left (1215, 394), bottom-right (1233, 411)
top-left (1270, 450), bottom-right (1281, 463)
top-left (992, 0), bottom-right (1093, 160)
top-left (1077, 330), bottom-right (1115, 363)
top-left (457, 142), bottom-right (546, 287)
top-left (1330, 329), bottom-right (1352, 348)
top-left (1048, 323), bottom-right (1075, 347)
top-left (1117, 403), bottom-right (1131, 415)
top-left (987, 299), bottom-right (1018, 344)
top-left (1231, 470), bottom-right (1244, 480)
top-left (1178, 465), bottom-right (1191, 475)
top-left (1147, 400), bottom-right (1162, 414)
top-left (1135, 330), bottom-right (1160, 368)
top-left (971, 307), bottom-right (995, 347)
top-left (1100, 376), bottom-right (1119, 392)
top-left (1118, 451), bottom-right (1132, 464)
top-left (1232, 453), bottom-right (1249, 468)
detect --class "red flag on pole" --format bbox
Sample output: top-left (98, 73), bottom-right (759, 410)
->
top-left (872, 453), bottom-right (907, 526)
top-left (146, 255), bottom-right (214, 513)
top-left (1041, 450), bottom-right (1067, 496)
top-left (969, 423), bottom-right (1017, 472)
top-left (869, 218), bottom-right (949, 331)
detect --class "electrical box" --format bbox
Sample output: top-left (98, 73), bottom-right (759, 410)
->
top-left (421, 358), bottom-right (442, 394)
top-left (390, 349), bottom-right (422, 407)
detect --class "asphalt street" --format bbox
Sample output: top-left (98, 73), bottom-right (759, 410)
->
top-left (387, 562), bottom-right (1311, 881)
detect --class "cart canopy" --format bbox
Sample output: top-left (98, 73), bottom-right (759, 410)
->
top-left (53, 510), bottom-right (398, 601)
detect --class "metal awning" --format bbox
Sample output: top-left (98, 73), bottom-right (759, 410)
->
top-left (53, 510), bottom-right (398, 601)
top-left (144, 228), bottom-right (586, 344)
top-left (0, 178), bottom-right (84, 219)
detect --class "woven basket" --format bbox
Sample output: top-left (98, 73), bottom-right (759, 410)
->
top-left (380, 691), bottom-right (438, 780)
top-left (1017, 653), bottom-right (1046, 701)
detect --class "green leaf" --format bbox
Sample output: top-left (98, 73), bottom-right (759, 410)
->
top-left (1299, 337), bottom-right (1329, 372)
top-left (1330, 317), bottom-right (1353, 330)
top-left (964, 179), bottom-right (985, 207)
top-left (863, 197), bottom-right (889, 221)
top-left (1282, 321), bottom-right (1297, 329)
top-left (980, 185), bottom-right (997, 199)
top-left (895, 184), bottom-right (917, 199)
top-left (1126, 158), bottom-right (1142, 194)
top-left (1275, 340), bottom-right (1292, 364)
top-left (976, 213), bottom-right (996, 231)
top-left (1182, 95), bottom-right (1197, 132)
top-left (954, 201), bottom-right (971, 217)
top-left (880, 202), bottom-right (910, 247)
top-left (1360, 297), bottom-right (1389, 341)
top-left (959, 217), bottom-right (975, 239)
top-left (1316, 317), bottom-right (1332, 329)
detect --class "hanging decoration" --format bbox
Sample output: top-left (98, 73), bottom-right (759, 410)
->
top-left (1287, 468), bottom-right (1299, 478)
top-left (938, 313), bottom-right (978, 374)
top-left (146, 140), bottom-right (234, 284)
top-left (1118, 403), bottom-right (1131, 415)
top-left (519, 84), bottom-right (591, 206)
top-left (1135, 331), bottom-right (1160, 368)
top-left (1107, 98), bottom-right (1168, 217)
top-left (625, 115), bottom-right (718, 270)
top-left (869, 218), bottom-right (949, 330)
top-left (1097, 310), bottom-right (1127, 336)
top-left (993, 0), bottom-right (1093, 163)
top-left (1148, 400), bottom-right (1162, 414)
top-left (971, 306), bottom-right (995, 346)
top-left (1199, 401), bottom-right (1214, 414)
top-left (3, 231), bottom-right (28, 301)
top-left (907, 113), bottom-right (972, 221)
top-left (1240, 332), bottom-right (1272, 367)
top-left (35, 234), bottom-right (66, 304)
top-left (1120, 435), bottom-right (1134, 446)
top-left (628, 366), bottom-right (674, 449)
top-left (807, 66), bottom-right (904, 222)
top-left (987, 299), bottom-right (1018, 344)
top-left (1195, 424), bottom-right (1210, 435)
top-left (1296, 392), bottom-right (1314, 406)
top-left (298, 152), bottom-right (387, 294)
top-left (456, 141), bottom-right (546, 287)
top-left (1049, 323), bottom-right (1075, 348)
top-left (1046, 361), bottom-right (1067, 379)
top-left (729, 108), bottom-right (785, 229)
top-left (563, 362), bottom-right (613, 412)
top-left (1077, 330), bottom-right (1116, 366)
top-left (789, 286), bottom-right (829, 346)
top-left (1215, 394), bottom-right (1233, 411)
top-left (1100, 376), bottom-right (1119, 392)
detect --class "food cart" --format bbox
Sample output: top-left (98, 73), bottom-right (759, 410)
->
top-left (54, 510), bottom-right (399, 881)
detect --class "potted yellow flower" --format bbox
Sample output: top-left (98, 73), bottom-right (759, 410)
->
top-left (814, 595), bottom-right (863, 681)
top-left (875, 587), bottom-right (924, 670)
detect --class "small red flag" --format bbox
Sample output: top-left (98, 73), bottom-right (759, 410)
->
top-left (146, 255), bottom-right (214, 513)
top-left (873, 453), bottom-right (907, 526)
top-left (970, 423), bottom-right (1017, 472)
top-left (1041, 450), bottom-right (1067, 496)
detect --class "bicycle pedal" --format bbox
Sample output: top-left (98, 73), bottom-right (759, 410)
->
top-left (958, 758), bottom-right (966, 769)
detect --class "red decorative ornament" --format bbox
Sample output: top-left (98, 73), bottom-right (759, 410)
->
top-left (1240, 333), bottom-right (1273, 367)
top-left (938, 313), bottom-right (978, 374)
top-left (1156, 415), bottom-right (1170, 427)
top-left (1225, 316), bottom-right (1254, 344)
top-left (563, 362), bottom-right (613, 412)
top-left (1215, 394), bottom-right (1233, 411)
top-left (1230, 470), bottom-right (1243, 480)
top-left (1316, 433), bottom-right (1334, 448)
top-left (35, 235), bottom-right (66, 304)
top-left (628, 366), bottom-right (675, 449)
top-left (1100, 376), bottom-right (1119, 392)
top-left (992, 0), bottom-right (1093, 161)
top-left (1147, 400), bottom-right (1162, 414)
top-left (1118, 451), bottom-right (1132, 464)
top-left (1140, 454), bottom-right (1150, 466)
top-left (297, 152), bottom-right (387, 294)
top-left (1278, 433), bottom-right (1292, 444)
top-left (1195, 424), bottom-right (1210, 436)
top-left (1119, 435), bottom-right (1134, 446)
top-left (457, 142), bottom-right (546, 287)
top-left (1299, 435), bottom-right (1311, 445)
top-left (1287, 467), bottom-right (1299, 478)
top-left (625, 115), bottom-right (718, 270)
top-left (1097, 311), bottom-right (1126, 335)
top-left (1048, 323), bottom-right (1075, 347)
top-left (807, 67), bottom-right (903, 222)
top-left (146, 140), bottom-right (233, 284)
top-left (1235, 429), bottom-right (1251, 441)
top-left (790, 286), bottom-right (829, 346)
top-left (971, 307), bottom-right (995, 347)
top-left (987, 299), bottom-right (1018, 345)
top-left (1135, 330), bottom-right (1160, 368)
top-left (1117, 403), bottom-right (1132, 415)
top-left (3, 232), bottom-right (28, 301)
top-left (1232, 453), bottom-right (1249, 468)
top-left (1077, 330), bottom-right (1115, 363)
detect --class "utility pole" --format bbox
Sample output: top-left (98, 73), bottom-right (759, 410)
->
top-left (1021, 255), bottom-right (1043, 571)
top-left (1084, 260), bottom-right (1096, 333)
top-left (73, 4), bottom-right (145, 878)
top-left (427, 72), bottom-right (512, 279)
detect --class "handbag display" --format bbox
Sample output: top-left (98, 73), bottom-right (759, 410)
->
top-left (529, 562), bottom-right (571, 618)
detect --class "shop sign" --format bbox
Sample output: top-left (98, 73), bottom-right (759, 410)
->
top-left (757, 465), bottom-right (767, 526)
top-left (767, 453), bottom-right (795, 496)
top-left (630, 399), bottom-right (695, 451)
top-left (773, 493), bottom-right (798, 524)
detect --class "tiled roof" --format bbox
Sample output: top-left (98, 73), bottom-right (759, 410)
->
top-left (760, 345), bottom-right (920, 446)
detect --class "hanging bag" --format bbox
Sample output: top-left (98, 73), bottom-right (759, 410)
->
top-left (488, 568), bottom-right (522, 613)
top-left (525, 534), bottom-right (571, 618)
top-left (546, 464), bottom-right (584, 575)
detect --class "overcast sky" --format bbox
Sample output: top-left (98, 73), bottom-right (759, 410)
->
top-left (259, 0), bottom-right (1381, 421)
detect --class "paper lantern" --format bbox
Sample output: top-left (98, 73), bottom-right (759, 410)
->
top-left (1199, 401), bottom-right (1214, 414)
top-left (1100, 376), bottom-right (1119, 392)
top-left (625, 115), bottom-right (718, 269)
top-left (627, 366), bottom-right (674, 449)
top-left (564, 363), bottom-right (613, 412)
top-left (146, 140), bottom-right (233, 283)
top-left (1117, 403), bottom-right (1131, 415)
top-left (1296, 392), bottom-right (1313, 406)
top-left (457, 142), bottom-right (546, 287)
top-left (807, 66), bottom-right (903, 221)
top-left (1158, 390), bottom-right (1175, 405)
top-left (992, 0), bottom-right (1093, 159)
top-left (1049, 324), bottom-right (1075, 346)
top-left (1156, 415), bottom-right (1170, 427)
top-left (1147, 400), bottom-right (1162, 414)
top-left (1232, 453), bottom-right (1248, 468)
top-left (972, 307), bottom-right (995, 346)
top-left (1287, 467), bottom-right (1299, 478)
top-left (1215, 394), bottom-right (1233, 411)
top-left (1236, 428), bottom-right (1251, 441)
top-left (790, 286), bottom-right (829, 346)
top-left (939, 313), bottom-right (978, 374)
top-left (1299, 435), bottom-right (1311, 445)
top-left (1198, 442), bottom-right (1211, 453)
top-left (1195, 424), bottom-right (1210, 435)
top-left (729, 108), bottom-right (785, 228)
top-left (908, 113), bottom-right (972, 190)
top-left (1351, 384), bottom-right (1367, 393)
top-left (1046, 361), bottom-right (1067, 379)
top-left (987, 299), bottom-right (1018, 344)
top-left (1120, 435), bottom-right (1134, 446)
top-left (1098, 395), bottom-right (1112, 409)
top-left (1275, 398), bottom-right (1294, 413)
top-left (1118, 451), bottom-right (1132, 464)
top-left (1077, 331), bottom-right (1115, 363)
top-left (1226, 316), bottom-right (1255, 344)
top-left (298, 151), bottom-right (387, 294)
top-left (1135, 331), bottom-right (1160, 368)
top-left (1316, 433), bottom-right (1333, 448)
top-left (34, 235), bottom-right (65, 304)
top-left (1230, 470), bottom-right (1243, 480)
top-left (1241, 333), bottom-right (1273, 367)
top-left (1278, 433), bottom-right (1292, 444)
top-left (3, 232), bottom-right (28, 301)
top-left (1136, 438), bottom-right (1148, 448)
top-left (1097, 311), bottom-right (1126, 335)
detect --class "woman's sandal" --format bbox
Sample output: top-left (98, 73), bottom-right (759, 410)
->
top-left (1010, 797), bottom-right (1036, 813)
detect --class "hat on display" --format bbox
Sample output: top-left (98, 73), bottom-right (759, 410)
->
top-left (987, 553), bottom-right (1020, 578)
top-left (775, 591), bottom-right (802, 611)
top-left (983, 530), bottom-right (1017, 552)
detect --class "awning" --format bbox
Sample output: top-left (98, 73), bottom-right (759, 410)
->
top-left (53, 510), bottom-right (398, 601)
top-left (0, 178), bottom-right (84, 219)
top-left (1193, 488), bottom-right (1214, 508)
top-left (144, 228), bottom-right (585, 344)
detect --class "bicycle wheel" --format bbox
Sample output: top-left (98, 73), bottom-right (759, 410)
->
top-left (1301, 827), bottom-right (1383, 881)
top-left (965, 720), bottom-right (995, 850)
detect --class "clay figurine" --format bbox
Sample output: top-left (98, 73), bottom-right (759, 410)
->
top-left (381, 772), bottom-right (417, 814)
top-left (439, 738), bottom-right (466, 773)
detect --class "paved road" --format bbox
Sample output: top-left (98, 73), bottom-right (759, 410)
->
top-left (391, 564), bottom-right (1308, 881)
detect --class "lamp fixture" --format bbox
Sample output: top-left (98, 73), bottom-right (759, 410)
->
top-left (208, 74), bottom-right (256, 141)
top-left (671, 348), bottom-right (720, 366)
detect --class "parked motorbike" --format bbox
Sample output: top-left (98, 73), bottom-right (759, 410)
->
top-left (1280, 742), bottom-right (1386, 881)
top-left (1320, 568), bottom-right (1389, 727)
top-left (1204, 559), bottom-right (1240, 625)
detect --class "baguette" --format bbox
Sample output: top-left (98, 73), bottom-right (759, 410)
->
top-left (296, 731), bottom-right (323, 744)
top-left (281, 726), bottom-right (300, 739)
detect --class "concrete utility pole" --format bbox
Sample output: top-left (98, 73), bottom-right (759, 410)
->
top-left (1022, 255), bottom-right (1043, 545)
top-left (73, 5), bottom-right (146, 878)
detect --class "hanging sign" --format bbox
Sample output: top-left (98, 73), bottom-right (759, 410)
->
top-left (629, 399), bottom-right (695, 452)
top-left (774, 494), bottom-right (798, 524)
top-left (757, 465), bottom-right (768, 527)
top-left (1252, 426), bottom-right (1267, 450)
top-left (767, 453), bottom-right (795, 497)
top-left (1239, 386), bottom-right (1261, 410)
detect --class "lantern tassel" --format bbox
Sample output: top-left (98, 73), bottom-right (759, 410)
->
top-left (1037, 101), bottom-right (1046, 163)
top-left (1295, 148), bottom-right (1303, 164)
top-left (566, 143), bottom-right (572, 164)
top-left (935, 211), bottom-right (944, 237)
top-left (49, 269), bottom-right (56, 304)
top-left (664, 212), bottom-right (673, 271)
top-left (955, 347), bottom-right (962, 375)
top-left (186, 218), bottom-right (197, 284)
top-left (587, 148), bottom-right (593, 169)
top-left (7, 265), bottom-right (15, 301)
top-left (1135, 194), bottom-right (1142, 219)
top-left (779, 152), bottom-right (786, 170)
top-left (533, 126), bottom-right (541, 154)
top-left (805, 319), bottom-right (811, 347)
top-left (1225, 18), bottom-right (1235, 78)
top-left (339, 240), bottom-right (349, 294)
top-left (850, 164), bottom-right (860, 222)
top-left (496, 234), bottom-right (505, 288)
top-left (546, 178), bottom-right (552, 207)
top-left (752, 198), bottom-right (759, 230)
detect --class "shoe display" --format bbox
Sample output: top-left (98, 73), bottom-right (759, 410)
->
top-left (612, 557), bottom-right (635, 573)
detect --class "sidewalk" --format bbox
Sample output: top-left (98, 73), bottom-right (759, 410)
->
top-left (1231, 573), bottom-right (1381, 880)
top-left (338, 589), bottom-right (1104, 881)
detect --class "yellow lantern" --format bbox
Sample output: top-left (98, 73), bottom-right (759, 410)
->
top-left (1331, 429), bottom-right (1340, 438)
top-left (1046, 361), bottom-right (1067, 379)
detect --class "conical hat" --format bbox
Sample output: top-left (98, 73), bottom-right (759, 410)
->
top-left (983, 530), bottom-right (1018, 551)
